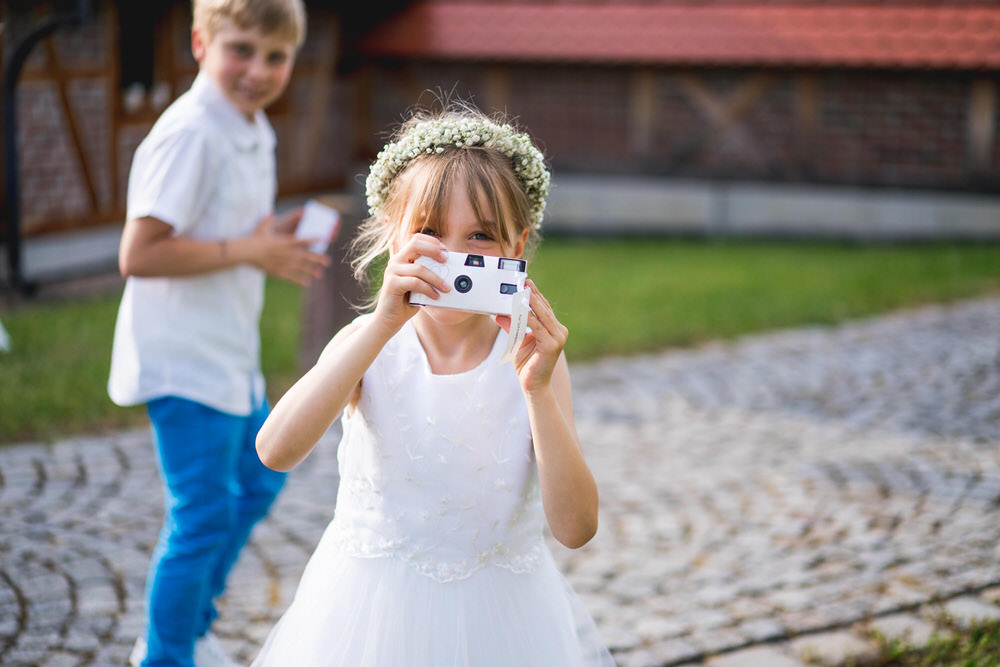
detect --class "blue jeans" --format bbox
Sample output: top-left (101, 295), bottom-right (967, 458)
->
top-left (142, 396), bottom-right (286, 667)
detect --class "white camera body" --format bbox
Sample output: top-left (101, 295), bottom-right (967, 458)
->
top-left (409, 251), bottom-right (527, 316)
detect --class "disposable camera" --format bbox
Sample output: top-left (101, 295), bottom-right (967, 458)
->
top-left (409, 251), bottom-right (527, 316)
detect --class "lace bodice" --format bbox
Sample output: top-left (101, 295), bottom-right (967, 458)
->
top-left (328, 318), bottom-right (544, 582)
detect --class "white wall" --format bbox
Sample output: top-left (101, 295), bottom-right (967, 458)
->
top-left (545, 175), bottom-right (1000, 241)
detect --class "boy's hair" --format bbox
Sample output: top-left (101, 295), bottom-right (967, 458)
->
top-left (193, 0), bottom-right (307, 48)
top-left (353, 104), bottom-right (548, 287)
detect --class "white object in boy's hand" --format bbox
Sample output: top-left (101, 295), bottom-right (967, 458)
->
top-left (410, 251), bottom-right (527, 316)
top-left (295, 200), bottom-right (340, 254)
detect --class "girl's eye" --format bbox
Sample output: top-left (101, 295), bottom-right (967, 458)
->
top-left (417, 227), bottom-right (439, 237)
top-left (470, 231), bottom-right (494, 241)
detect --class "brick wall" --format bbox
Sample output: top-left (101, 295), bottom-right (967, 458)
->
top-left (815, 73), bottom-right (971, 186)
top-left (365, 63), bottom-right (999, 193)
top-left (6, 2), bottom-right (998, 237)
top-left (8, 5), bottom-right (118, 234)
top-left (429, 0), bottom-right (1000, 6)
top-left (16, 81), bottom-right (93, 229)
top-left (512, 67), bottom-right (632, 168)
top-left (6, 3), bottom-right (351, 235)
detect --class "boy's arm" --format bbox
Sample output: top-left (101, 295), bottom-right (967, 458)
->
top-left (119, 210), bottom-right (329, 285)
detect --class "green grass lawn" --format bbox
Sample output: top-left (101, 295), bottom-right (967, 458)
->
top-left (1, 239), bottom-right (998, 445)
top-left (0, 280), bottom-right (305, 445)
top-left (529, 239), bottom-right (1000, 359)
top-left (872, 617), bottom-right (1000, 666)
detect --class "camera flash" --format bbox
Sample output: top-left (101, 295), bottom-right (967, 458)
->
top-left (498, 258), bottom-right (526, 272)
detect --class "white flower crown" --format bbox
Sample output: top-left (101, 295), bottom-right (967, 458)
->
top-left (365, 115), bottom-right (551, 229)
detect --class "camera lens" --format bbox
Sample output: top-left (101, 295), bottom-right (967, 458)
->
top-left (454, 275), bottom-right (473, 293)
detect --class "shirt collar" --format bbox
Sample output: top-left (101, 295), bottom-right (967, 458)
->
top-left (190, 72), bottom-right (275, 152)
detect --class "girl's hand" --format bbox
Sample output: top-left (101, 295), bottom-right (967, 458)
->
top-left (496, 279), bottom-right (568, 394)
top-left (372, 233), bottom-right (450, 334)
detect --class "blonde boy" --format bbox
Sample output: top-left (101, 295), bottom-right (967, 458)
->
top-left (108, 2), bottom-right (327, 665)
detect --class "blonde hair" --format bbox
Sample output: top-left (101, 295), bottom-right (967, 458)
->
top-left (353, 107), bottom-right (546, 288)
top-left (193, 0), bottom-right (307, 47)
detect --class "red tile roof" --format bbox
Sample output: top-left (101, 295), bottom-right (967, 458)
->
top-left (356, 3), bottom-right (1000, 70)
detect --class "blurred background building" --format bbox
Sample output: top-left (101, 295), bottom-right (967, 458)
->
top-left (2, 0), bottom-right (999, 285)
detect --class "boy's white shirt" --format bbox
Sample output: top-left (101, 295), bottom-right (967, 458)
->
top-left (108, 72), bottom-right (276, 416)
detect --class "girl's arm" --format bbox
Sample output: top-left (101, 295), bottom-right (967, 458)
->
top-left (256, 233), bottom-right (450, 471)
top-left (119, 210), bottom-right (329, 286)
top-left (501, 280), bottom-right (599, 549)
top-left (255, 316), bottom-right (397, 471)
top-left (527, 354), bottom-right (599, 549)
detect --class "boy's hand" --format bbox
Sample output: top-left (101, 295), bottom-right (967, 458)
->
top-left (247, 213), bottom-right (330, 286)
top-left (269, 207), bottom-right (305, 235)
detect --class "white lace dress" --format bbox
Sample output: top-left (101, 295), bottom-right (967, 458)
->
top-left (252, 318), bottom-right (614, 666)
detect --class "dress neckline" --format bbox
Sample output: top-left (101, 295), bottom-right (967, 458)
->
top-left (407, 320), bottom-right (505, 378)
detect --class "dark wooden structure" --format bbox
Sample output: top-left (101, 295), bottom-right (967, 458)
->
top-left (2, 1), bottom-right (349, 239)
top-left (4, 1), bottom-right (999, 245)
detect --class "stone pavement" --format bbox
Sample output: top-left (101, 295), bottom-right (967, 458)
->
top-left (1, 296), bottom-right (998, 666)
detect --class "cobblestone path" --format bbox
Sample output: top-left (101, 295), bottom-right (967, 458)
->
top-left (1, 297), bottom-right (998, 666)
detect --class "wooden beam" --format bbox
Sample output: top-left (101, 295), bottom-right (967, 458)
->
top-left (629, 68), bottom-right (657, 160)
top-left (670, 71), bottom-right (773, 170)
top-left (43, 38), bottom-right (99, 212)
top-left (352, 65), bottom-right (375, 162)
top-left (675, 72), bottom-right (772, 127)
top-left (299, 15), bottom-right (339, 189)
top-left (484, 65), bottom-right (510, 115)
top-left (21, 65), bottom-right (109, 80)
top-left (795, 73), bottom-right (819, 174)
top-left (111, 6), bottom-right (124, 211)
top-left (969, 77), bottom-right (997, 174)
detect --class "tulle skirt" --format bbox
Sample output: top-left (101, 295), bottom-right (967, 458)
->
top-left (252, 525), bottom-right (614, 666)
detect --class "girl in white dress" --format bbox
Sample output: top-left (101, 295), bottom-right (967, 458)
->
top-left (252, 106), bottom-right (614, 666)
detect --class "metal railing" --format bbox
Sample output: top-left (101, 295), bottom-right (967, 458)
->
top-left (2, 1), bottom-right (90, 294)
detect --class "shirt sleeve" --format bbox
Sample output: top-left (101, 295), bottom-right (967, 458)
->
top-left (126, 125), bottom-right (215, 236)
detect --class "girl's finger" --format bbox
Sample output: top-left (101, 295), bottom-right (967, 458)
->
top-left (528, 282), bottom-right (567, 334)
top-left (526, 310), bottom-right (554, 346)
top-left (531, 288), bottom-right (560, 328)
top-left (388, 274), bottom-right (440, 301)
top-left (527, 288), bottom-right (558, 330)
top-left (399, 234), bottom-right (447, 263)
top-left (526, 297), bottom-right (567, 351)
top-left (391, 261), bottom-right (450, 294)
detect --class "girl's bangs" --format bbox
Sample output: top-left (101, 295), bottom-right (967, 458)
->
top-left (398, 158), bottom-right (449, 237)
top-left (464, 160), bottom-right (512, 251)
top-left (399, 152), bottom-right (513, 251)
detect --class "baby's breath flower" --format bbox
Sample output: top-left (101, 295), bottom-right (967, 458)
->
top-left (365, 115), bottom-right (551, 229)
